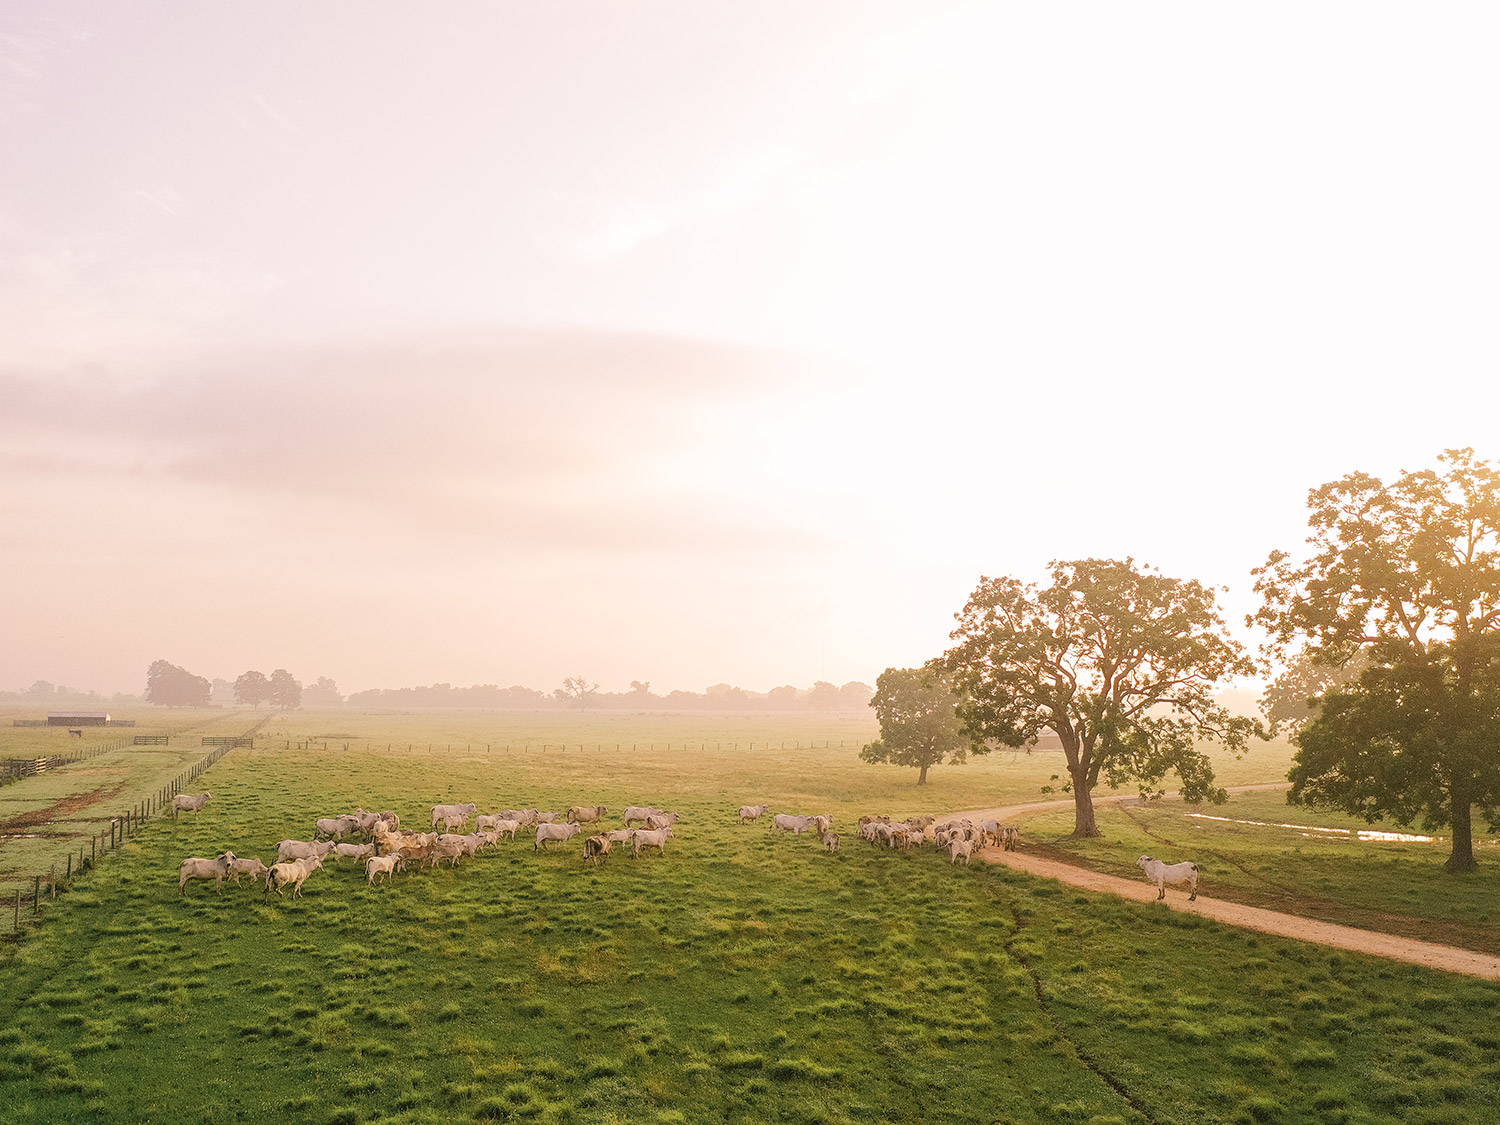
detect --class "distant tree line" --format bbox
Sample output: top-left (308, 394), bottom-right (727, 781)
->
top-left (131, 663), bottom-right (873, 713)
top-left (344, 679), bottom-right (874, 711)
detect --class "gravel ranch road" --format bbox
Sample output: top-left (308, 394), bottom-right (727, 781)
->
top-left (954, 786), bottom-right (1500, 982)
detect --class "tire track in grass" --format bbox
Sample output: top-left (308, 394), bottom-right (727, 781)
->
top-left (1003, 902), bottom-right (1155, 1124)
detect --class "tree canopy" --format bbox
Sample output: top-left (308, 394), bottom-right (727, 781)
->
top-left (268, 669), bottom-right (302, 710)
top-left (234, 670), bottom-right (270, 708)
top-left (555, 675), bottom-right (600, 710)
top-left (860, 667), bottom-right (966, 786)
top-left (146, 659), bottom-right (211, 708)
top-left (1251, 448), bottom-right (1500, 872)
top-left (938, 558), bottom-right (1260, 836)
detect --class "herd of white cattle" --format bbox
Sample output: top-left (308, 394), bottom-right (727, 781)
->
top-left (174, 799), bottom-right (691, 898)
top-left (172, 791), bottom-right (1204, 902)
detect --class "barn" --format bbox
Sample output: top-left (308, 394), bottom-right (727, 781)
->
top-left (46, 712), bottom-right (110, 726)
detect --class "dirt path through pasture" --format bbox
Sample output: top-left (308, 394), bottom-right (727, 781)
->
top-left (952, 786), bottom-right (1500, 981)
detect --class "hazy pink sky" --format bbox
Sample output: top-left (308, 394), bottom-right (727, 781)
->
top-left (4, 3), bottom-right (1499, 696)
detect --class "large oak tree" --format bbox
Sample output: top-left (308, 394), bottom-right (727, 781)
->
top-left (938, 558), bottom-right (1260, 836)
top-left (1251, 448), bottom-right (1500, 872)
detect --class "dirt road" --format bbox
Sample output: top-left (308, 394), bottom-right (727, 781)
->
top-left (951, 786), bottom-right (1500, 981)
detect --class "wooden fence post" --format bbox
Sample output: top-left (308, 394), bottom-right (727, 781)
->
top-left (33, 876), bottom-right (40, 913)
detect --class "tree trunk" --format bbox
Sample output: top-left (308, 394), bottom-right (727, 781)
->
top-left (1445, 797), bottom-right (1477, 873)
top-left (1071, 768), bottom-right (1100, 837)
top-left (917, 763), bottom-right (929, 786)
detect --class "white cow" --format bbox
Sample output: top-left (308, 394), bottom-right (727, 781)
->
top-left (772, 814), bottom-right (817, 836)
top-left (950, 839), bottom-right (974, 865)
top-left (630, 826), bottom-right (675, 857)
top-left (737, 804), bottom-right (770, 824)
top-left (1136, 855), bottom-right (1201, 901)
top-left (534, 822), bottom-right (583, 851)
top-left (178, 851), bottom-right (236, 894)
top-left (365, 853), bottom-right (404, 884)
top-left (430, 802), bottom-right (477, 829)
top-left (276, 839), bottom-right (337, 864)
top-left (171, 792), bottom-right (211, 819)
top-left (264, 854), bottom-right (324, 899)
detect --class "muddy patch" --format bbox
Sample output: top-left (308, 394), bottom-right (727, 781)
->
top-left (0, 781), bottom-right (128, 832)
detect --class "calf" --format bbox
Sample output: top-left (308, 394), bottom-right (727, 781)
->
top-left (225, 856), bottom-right (269, 886)
top-left (821, 832), bottom-right (840, 853)
top-left (583, 835), bottom-right (612, 866)
top-left (365, 853), bottom-right (404, 884)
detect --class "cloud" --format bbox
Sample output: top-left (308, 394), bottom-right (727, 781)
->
top-left (0, 328), bottom-right (821, 552)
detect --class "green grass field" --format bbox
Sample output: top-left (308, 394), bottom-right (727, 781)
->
top-left (1, 719), bottom-right (1498, 1124)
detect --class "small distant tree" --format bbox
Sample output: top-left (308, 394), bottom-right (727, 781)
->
top-left (629, 680), bottom-right (652, 696)
top-left (268, 669), bottom-right (302, 710)
top-left (555, 675), bottom-right (599, 710)
top-left (146, 659), bottom-right (212, 708)
top-left (860, 667), bottom-right (966, 785)
top-left (805, 681), bottom-right (840, 710)
top-left (302, 676), bottom-right (343, 708)
top-left (234, 670), bottom-right (270, 708)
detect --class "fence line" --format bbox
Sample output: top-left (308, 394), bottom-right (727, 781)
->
top-left (2, 738), bottom-right (128, 782)
top-left (4, 742), bottom-right (235, 936)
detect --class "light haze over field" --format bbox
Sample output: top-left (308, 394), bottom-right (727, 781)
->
top-left (3, 3), bottom-right (1498, 697)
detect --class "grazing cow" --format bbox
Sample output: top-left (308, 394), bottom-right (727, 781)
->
top-left (950, 840), bottom-right (974, 865)
top-left (738, 804), bottom-right (770, 824)
top-left (315, 816), bottom-right (360, 841)
top-left (225, 855), bottom-right (269, 886)
top-left (583, 835), bottom-right (612, 866)
top-left (429, 839), bottom-right (464, 867)
top-left (643, 814), bottom-right (677, 831)
top-left (1136, 855), bottom-right (1201, 901)
top-left (623, 806), bottom-right (669, 827)
top-left (442, 814), bottom-right (469, 833)
top-left (772, 814), bottom-right (817, 836)
top-left (977, 819), bottom-right (1001, 848)
top-left (365, 853), bottom-right (404, 884)
top-left (264, 854), bottom-right (324, 899)
top-left (438, 833), bottom-right (484, 857)
top-left (276, 839), bottom-right (337, 864)
top-left (332, 842), bottom-right (376, 864)
top-left (821, 832), bottom-right (840, 853)
top-left (430, 803), bottom-right (477, 829)
top-left (630, 826), bottom-right (674, 858)
top-left (178, 851), bottom-right (236, 894)
top-left (567, 805), bottom-right (608, 825)
top-left (534, 822), bottom-right (583, 851)
top-left (171, 792), bottom-right (211, 820)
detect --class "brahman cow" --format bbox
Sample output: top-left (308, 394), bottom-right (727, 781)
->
top-left (179, 851), bottom-right (236, 894)
top-left (171, 792), bottom-right (211, 820)
top-left (1136, 855), bottom-right (1200, 901)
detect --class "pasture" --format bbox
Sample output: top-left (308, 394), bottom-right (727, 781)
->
top-left (1, 722), bottom-right (1498, 1124)
top-left (1014, 791), bottom-right (1500, 955)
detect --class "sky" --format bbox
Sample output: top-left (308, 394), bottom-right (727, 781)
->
top-left (3, 2), bottom-right (1499, 697)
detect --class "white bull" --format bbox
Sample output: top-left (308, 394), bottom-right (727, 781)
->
top-left (178, 851), bottom-right (236, 894)
top-left (1136, 855), bottom-right (1201, 901)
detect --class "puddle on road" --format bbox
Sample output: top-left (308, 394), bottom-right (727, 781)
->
top-left (1186, 812), bottom-right (1440, 844)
